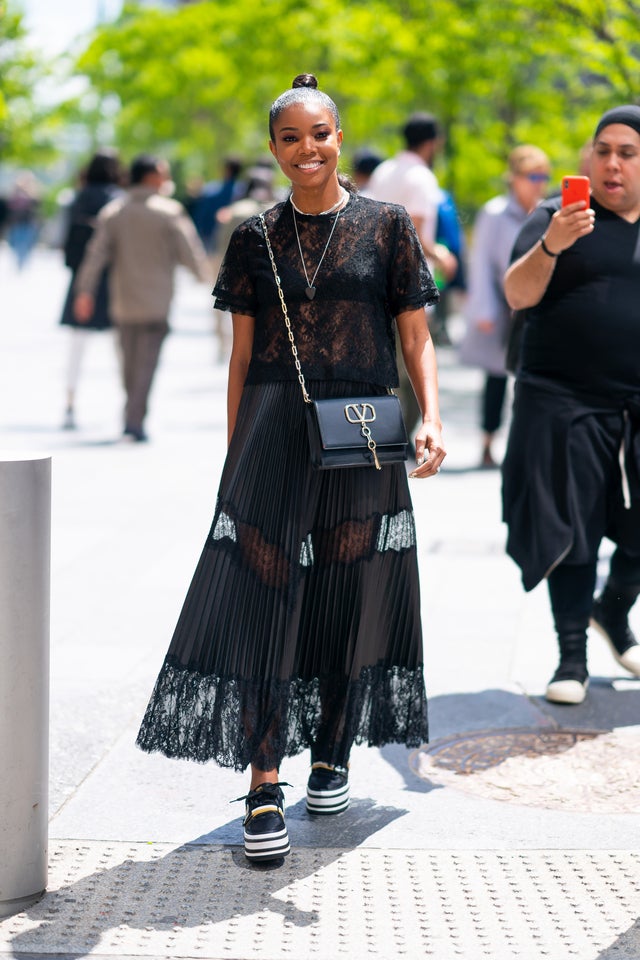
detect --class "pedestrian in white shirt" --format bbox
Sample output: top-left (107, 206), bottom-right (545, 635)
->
top-left (368, 113), bottom-right (457, 282)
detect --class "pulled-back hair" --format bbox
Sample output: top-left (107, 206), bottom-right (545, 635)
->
top-left (269, 74), bottom-right (340, 140)
top-left (85, 148), bottom-right (121, 185)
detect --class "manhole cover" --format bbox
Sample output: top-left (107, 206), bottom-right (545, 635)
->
top-left (410, 727), bottom-right (640, 813)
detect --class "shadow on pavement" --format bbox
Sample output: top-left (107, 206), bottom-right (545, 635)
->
top-left (192, 797), bottom-right (408, 849)
top-left (597, 919), bottom-right (640, 958)
top-left (534, 675), bottom-right (640, 729)
top-left (8, 801), bottom-right (406, 959)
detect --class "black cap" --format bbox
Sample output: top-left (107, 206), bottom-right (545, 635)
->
top-left (594, 105), bottom-right (640, 140)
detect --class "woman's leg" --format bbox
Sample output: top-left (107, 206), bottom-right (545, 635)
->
top-left (250, 764), bottom-right (279, 790)
top-left (307, 718), bottom-right (351, 816)
top-left (64, 328), bottom-right (89, 426)
top-left (310, 677), bottom-right (351, 769)
top-left (242, 763), bottom-right (289, 863)
top-left (481, 374), bottom-right (508, 467)
top-left (241, 726), bottom-right (289, 862)
top-left (306, 680), bottom-right (351, 814)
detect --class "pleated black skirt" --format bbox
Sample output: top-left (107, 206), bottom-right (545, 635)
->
top-left (136, 380), bottom-right (428, 771)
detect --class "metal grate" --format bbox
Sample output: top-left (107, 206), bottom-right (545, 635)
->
top-left (410, 728), bottom-right (640, 813)
top-left (1, 841), bottom-right (640, 959)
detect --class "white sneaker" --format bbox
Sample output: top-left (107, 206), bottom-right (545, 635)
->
top-left (590, 616), bottom-right (640, 677)
top-left (617, 645), bottom-right (640, 675)
top-left (545, 677), bottom-right (589, 705)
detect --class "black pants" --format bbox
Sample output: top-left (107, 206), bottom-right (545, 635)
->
top-left (481, 374), bottom-right (508, 434)
top-left (118, 321), bottom-right (168, 432)
top-left (548, 548), bottom-right (640, 636)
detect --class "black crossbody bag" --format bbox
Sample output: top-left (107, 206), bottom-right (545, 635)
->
top-left (260, 214), bottom-right (408, 470)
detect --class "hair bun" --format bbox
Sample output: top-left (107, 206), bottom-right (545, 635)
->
top-left (292, 73), bottom-right (318, 89)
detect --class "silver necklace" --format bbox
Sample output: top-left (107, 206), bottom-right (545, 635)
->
top-left (290, 187), bottom-right (348, 217)
top-left (291, 196), bottom-right (345, 300)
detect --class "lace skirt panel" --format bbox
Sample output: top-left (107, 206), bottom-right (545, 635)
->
top-left (136, 380), bottom-right (428, 770)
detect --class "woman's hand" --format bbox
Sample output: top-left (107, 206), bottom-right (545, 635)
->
top-left (409, 420), bottom-right (446, 479)
top-left (73, 293), bottom-right (94, 323)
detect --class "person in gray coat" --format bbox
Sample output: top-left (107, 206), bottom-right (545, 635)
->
top-left (74, 154), bottom-right (209, 441)
top-left (459, 145), bottom-right (550, 467)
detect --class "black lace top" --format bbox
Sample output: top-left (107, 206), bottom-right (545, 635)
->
top-left (213, 193), bottom-right (438, 387)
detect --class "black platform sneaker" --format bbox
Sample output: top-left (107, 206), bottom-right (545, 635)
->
top-left (306, 762), bottom-right (350, 815)
top-left (233, 782), bottom-right (291, 862)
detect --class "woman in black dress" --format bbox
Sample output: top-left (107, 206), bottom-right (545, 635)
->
top-left (59, 149), bottom-right (121, 429)
top-left (137, 75), bottom-right (446, 862)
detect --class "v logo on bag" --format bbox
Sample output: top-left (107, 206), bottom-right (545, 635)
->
top-left (344, 402), bottom-right (376, 424)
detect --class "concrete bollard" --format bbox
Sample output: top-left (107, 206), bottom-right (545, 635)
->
top-left (0, 454), bottom-right (51, 919)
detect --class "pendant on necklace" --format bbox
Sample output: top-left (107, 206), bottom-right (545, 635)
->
top-left (305, 286), bottom-right (316, 300)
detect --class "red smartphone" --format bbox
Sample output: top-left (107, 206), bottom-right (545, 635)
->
top-left (561, 175), bottom-right (590, 208)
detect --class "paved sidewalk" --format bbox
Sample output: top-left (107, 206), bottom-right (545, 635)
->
top-left (0, 245), bottom-right (639, 959)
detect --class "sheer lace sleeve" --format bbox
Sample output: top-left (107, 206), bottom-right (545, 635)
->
top-left (213, 221), bottom-right (260, 316)
top-left (386, 206), bottom-right (439, 314)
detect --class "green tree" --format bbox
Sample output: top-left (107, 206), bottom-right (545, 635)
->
top-left (70, 0), bottom-right (640, 213)
top-left (0, 1), bottom-right (56, 163)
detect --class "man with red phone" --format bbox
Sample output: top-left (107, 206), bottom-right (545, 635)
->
top-left (502, 105), bottom-right (640, 704)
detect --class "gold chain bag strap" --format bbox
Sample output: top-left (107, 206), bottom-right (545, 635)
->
top-left (259, 213), bottom-right (408, 470)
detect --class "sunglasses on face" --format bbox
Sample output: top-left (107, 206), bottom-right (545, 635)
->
top-left (524, 172), bottom-right (551, 183)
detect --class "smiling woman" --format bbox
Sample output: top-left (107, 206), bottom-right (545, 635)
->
top-left (268, 73), bottom-right (345, 217)
top-left (136, 73), bottom-right (446, 866)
